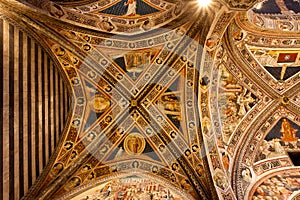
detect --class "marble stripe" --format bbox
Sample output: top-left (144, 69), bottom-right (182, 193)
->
top-left (8, 23), bottom-right (14, 200)
top-left (13, 25), bottom-right (19, 200)
top-left (34, 43), bottom-right (39, 179)
top-left (27, 36), bottom-right (33, 188)
top-left (30, 38), bottom-right (36, 184)
top-left (0, 18), bottom-right (3, 200)
top-left (18, 29), bottom-right (24, 199)
top-left (54, 65), bottom-right (59, 145)
top-left (50, 60), bottom-right (55, 154)
top-left (2, 19), bottom-right (10, 200)
top-left (58, 72), bottom-right (64, 142)
top-left (37, 45), bottom-right (43, 175)
top-left (44, 53), bottom-right (49, 165)
top-left (22, 33), bottom-right (29, 196)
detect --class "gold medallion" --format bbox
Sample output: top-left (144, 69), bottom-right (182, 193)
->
top-left (90, 94), bottom-right (110, 113)
top-left (124, 133), bottom-right (146, 155)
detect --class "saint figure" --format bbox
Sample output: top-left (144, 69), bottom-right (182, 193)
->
top-left (124, 0), bottom-right (137, 16)
top-left (129, 136), bottom-right (139, 153)
top-left (280, 119), bottom-right (298, 142)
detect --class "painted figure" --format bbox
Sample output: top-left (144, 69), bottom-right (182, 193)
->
top-left (124, 133), bottom-right (145, 155)
top-left (222, 152), bottom-right (230, 171)
top-left (66, 177), bottom-right (81, 189)
top-left (115, 147), bottom-right (124, 158)
top-left (158, 92), bottom-right (182, 121)
top-left (129, 136), bottom-right (139, 153)
top-left (242, 168), bottom-right (252, 183)
top-left (51, 163), bottom-right (64, 176)
top-left (124, 51), bottom-right (151, 78)
top-left (49, 3), bottom-right (65, 18)
top-left (281, 119), bottom-right (298, 142)
top-left (124, 0), bottom-right (137, 16)
top-left (206, 35), bottom-right (220, 50)
top-left (91, 95), bottom-right (110, 113)
top-left (98, 17), bottom-right (114, 32)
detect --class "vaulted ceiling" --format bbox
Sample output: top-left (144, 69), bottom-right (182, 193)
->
top-left (1, 0), bottom-right (300, 199)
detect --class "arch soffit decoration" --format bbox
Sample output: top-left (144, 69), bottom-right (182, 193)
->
top-left (210, 8), bottom-right (300, 200)
top-left (0, 0), bottom-right (234, 200)
top-left (16, 0), bottom-right (190, 35)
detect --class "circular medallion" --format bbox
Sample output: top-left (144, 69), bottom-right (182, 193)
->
top-left (124, 133), bottom-right (146, 155)
top-left (90, 94), bottom-right (110, 113)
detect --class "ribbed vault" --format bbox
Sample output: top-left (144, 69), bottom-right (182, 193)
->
top-left (4, 0), bottom-right (300, 200)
